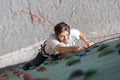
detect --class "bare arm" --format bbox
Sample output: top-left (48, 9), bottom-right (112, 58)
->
top-left (79, 31), bottom-right (94, 47)
top-left (54, 44), bottom-right (86, 58)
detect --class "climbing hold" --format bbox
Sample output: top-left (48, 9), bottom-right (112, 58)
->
top-left (115, 43), bottom-right (120, 48)
top-left (29, 66), bottom-right (36, 70)
top-left (65, 53), bottom-right (75, 60)
top-left (34, 78), bottom-right (51, 80)
top-left (66, 56), bottom-right (80, 66)
top-left (51, 60), bottom-right (59, 64)
top-left (85, 48), bottom-right (91, 52)
top-left (77, 52), bottom-right (86, 57)
top-left (98, 47), bottom-right (116, 57)
top-left (91, 44), bottom-right (99, 49)
top-left (68, 69), bottom-right (84, 80)
top-left (18, 64), bottom-right (24, 69)
top-left (97, 43), bottom-right (109, 52)
top-left (23, 73), bottom-right (33, 80)
top-left (40, 67), bottom-right (46, 72)
top-left (43, 61), bottom-right (50, 66)
top-left (36, 64), bottom-right (45, 71)
top-left (85, 68), bottom-right (98, 77)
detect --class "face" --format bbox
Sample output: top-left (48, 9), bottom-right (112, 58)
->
top-left (58, 31), bottom-right (70, 44)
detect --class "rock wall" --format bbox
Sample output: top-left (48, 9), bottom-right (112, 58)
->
top-left (0, 0), bottom-right (120, 68)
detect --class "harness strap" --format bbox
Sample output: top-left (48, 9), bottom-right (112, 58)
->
top-left (40, 41), bottom-right (61, 59)
top-left (40, 41), bottom-right (50, 56)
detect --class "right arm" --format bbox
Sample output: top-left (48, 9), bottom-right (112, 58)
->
top-left (54, 44), bottom-right (86, 58)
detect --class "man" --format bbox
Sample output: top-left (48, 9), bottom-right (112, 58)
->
top-left (23, 22), bottom-right (94, 70)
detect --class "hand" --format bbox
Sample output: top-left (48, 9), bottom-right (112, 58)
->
top-left (73, 46), bottom-right (86, 53)
top-left (87, 42), bottom-right (94, 47)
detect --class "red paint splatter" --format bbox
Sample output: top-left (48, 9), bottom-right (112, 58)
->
top-left (14, 0), bottom-right (56, 27)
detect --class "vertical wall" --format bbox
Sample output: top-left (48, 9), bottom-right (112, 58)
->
top-left (0, 0), bottom-right (120, 68)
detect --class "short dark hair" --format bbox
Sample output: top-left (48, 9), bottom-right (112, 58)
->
top-left (54, 22), bottom-right (70, 36)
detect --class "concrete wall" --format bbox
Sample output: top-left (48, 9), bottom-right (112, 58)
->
top-left (0, 0), bottom-right (120, 68)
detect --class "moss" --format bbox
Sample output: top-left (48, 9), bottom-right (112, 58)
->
top-left (66, 56), bottom-right (80, 66)
top-left (98, 47), bottom-right (116, 57)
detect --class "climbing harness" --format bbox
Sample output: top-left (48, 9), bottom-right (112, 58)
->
top-left (40, 41), bottom-right (61, 59)
top-left (40, 41), bottom-right (50, 57)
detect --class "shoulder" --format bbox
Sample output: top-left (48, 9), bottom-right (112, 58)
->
top-left (46, 33), bottom-right (65, 49)
top-left (47, 33), bottom-right (60, 45)
top-left (70, 28), bottom-right (80, 36)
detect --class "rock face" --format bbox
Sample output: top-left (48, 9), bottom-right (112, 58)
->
top-left (0, 0), bottom-right (120, 68)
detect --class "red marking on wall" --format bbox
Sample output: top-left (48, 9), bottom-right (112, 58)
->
top-left (13, 0), bottom-right (120, 41)
top-left (14, 0), bottom-right (56, 27)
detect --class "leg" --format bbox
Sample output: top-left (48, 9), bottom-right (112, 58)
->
top-left (31, 52), bottom-right (47, 66)
top-left (23, 52), bottom-right (47, 70)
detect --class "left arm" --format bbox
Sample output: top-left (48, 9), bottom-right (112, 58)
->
top-left (79, 31), bottom-right (94, 47)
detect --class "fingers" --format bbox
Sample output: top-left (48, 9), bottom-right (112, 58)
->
top-left (88, 42), bottom-right (94, 47)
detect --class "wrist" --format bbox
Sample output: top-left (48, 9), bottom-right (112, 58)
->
top-left (87, 42), bottom-right (94, 47)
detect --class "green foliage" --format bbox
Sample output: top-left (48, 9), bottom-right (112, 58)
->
top-left (66, 56), bottom-right (80, 66)
top-left (98, 47), bottom-right (116, 57)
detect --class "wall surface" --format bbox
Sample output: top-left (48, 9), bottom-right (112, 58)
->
top-left (0, 0), bottom-right (120, 68)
